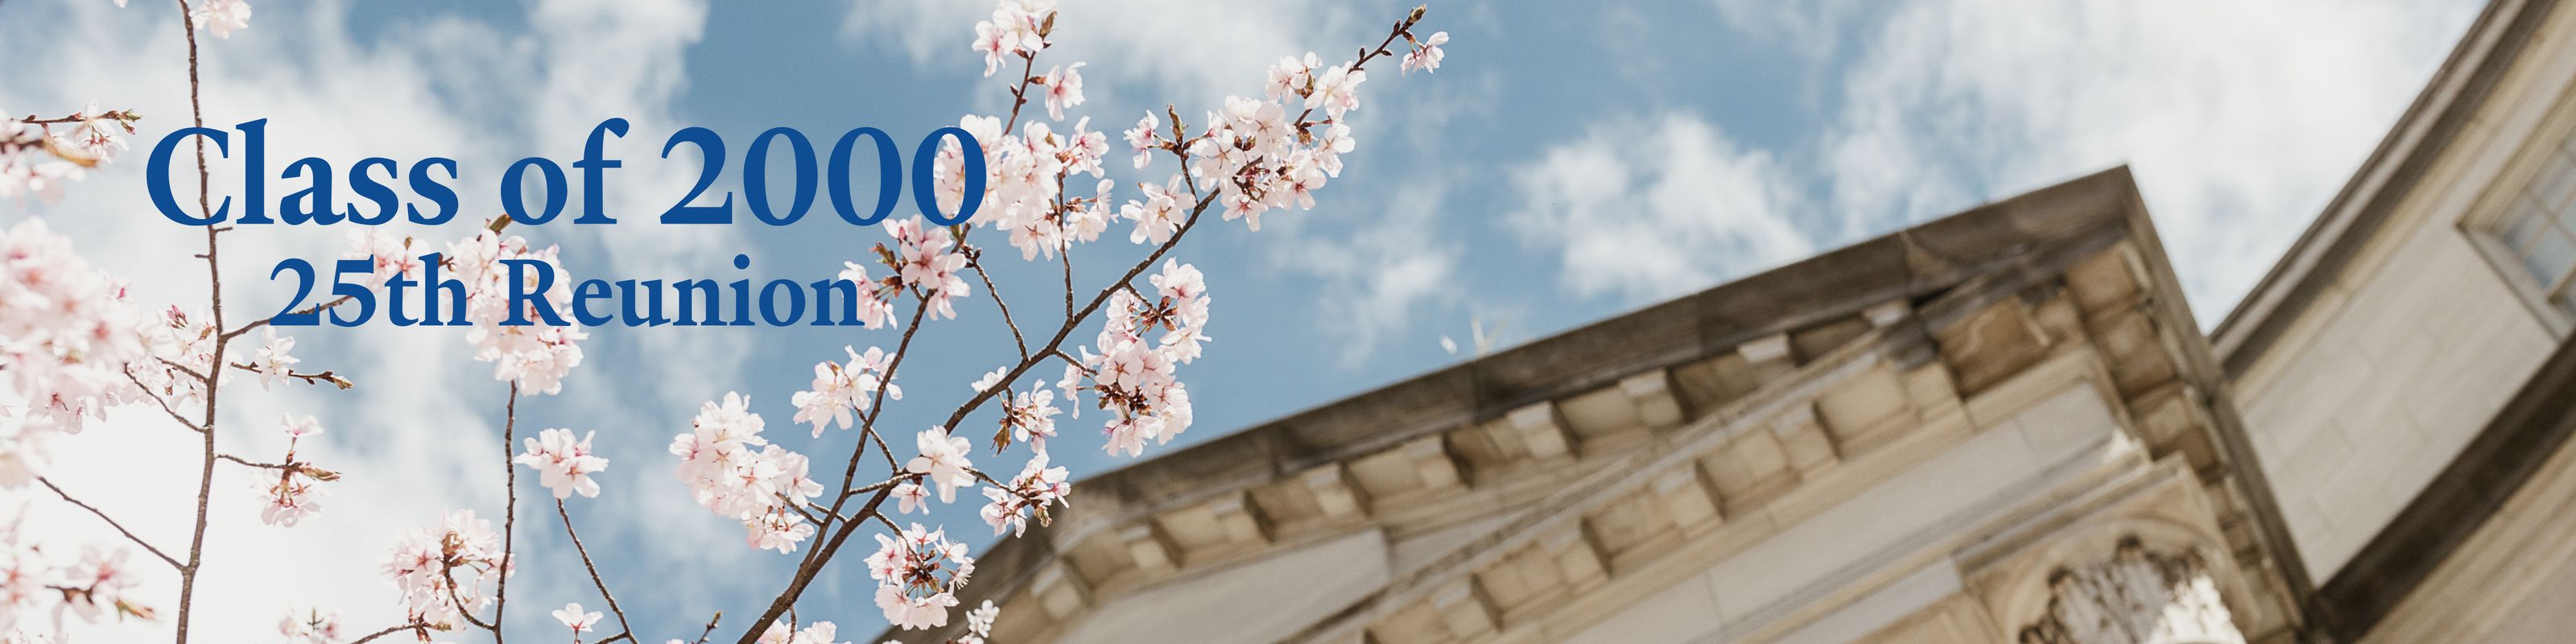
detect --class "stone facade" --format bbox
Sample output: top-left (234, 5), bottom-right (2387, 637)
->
top-left (879, 1), bottom-right (2576, 641)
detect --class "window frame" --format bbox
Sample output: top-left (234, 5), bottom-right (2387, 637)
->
top-left (2463, 86), bottom-right (2576, 337)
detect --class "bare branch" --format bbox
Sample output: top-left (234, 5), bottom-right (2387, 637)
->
top-left (225, 361), bottom-right (355, 389)
top-left (121, 369), bottom-right (204, 433)
top-left (220, 294), bottom-right (354, 341)
top-left (347, 621), bottom-right (434, 644)
top-left (555, 501), bottom-right (634, 641)
top-left (493, 382), bottom-right (521, 644)
top-left (35, 477), bottom-right (182, 570)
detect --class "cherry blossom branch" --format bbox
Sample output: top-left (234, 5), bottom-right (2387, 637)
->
top-left (441, 563), bottom-right (503, 633)
top-left (691, 613), bottom-right (723, 644)
top-left (964, 248), bottom-right (1030, 360)
top-left (936, 192), bottom-right (1214, 435)
top-left (225, 361), bottom-right (356, 389)
top-left (154, 356), bottom-right (207, 382)
top-left (215, 453), bottom-right (340, 480)
top-left (35, 477), bottom-right (183, 570)
top-left (121, 369), bottom-right (204, 433)
top-left (219, 295), bottom-right (353, 342)
top-left (171, 0), bottom-right (230, 638)
top-left (11, 109), bottom-right (142, 126)
top-left (733, 485), bottom-right (900, 644)
top-left (1001, 50), bottom-right (1044, 136)
top-left (492, 382), bottom-right (521, 644)
top-left (346, 621), bottom-right (434, 644)
top-left (555, 500), bottom-right (634, 642)
top-left (838, 473), bottom-right (914, 501)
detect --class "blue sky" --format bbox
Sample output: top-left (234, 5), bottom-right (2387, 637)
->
top-left (0, 0), bottom-right (2481, 640)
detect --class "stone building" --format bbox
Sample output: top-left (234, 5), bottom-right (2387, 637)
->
top-left (895, 0), bottom-right (2576, 641)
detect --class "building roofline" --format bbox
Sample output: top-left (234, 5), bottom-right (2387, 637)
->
top-left (1067, 166), bottom-right (2153, 515)
top-left (2211, 0), bottom-right (2555, 374)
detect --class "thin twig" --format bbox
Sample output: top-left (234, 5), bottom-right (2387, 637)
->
top-left (220, 294), bottom-right (354, 341)
top-left (555, 501), bottom-right (634, 641)
top-left (121, 369), bottom-right (204, 433)
top-left (348, 622), bottom-right (433, 644)
top-left (36, 477), bottom-right (183, 570)
top-left (966, 250), bottom-right (1030, 361)
top-left (225, 361), bottom-right (355, 389)
top-left (693, 612), bottom-right (723, 644)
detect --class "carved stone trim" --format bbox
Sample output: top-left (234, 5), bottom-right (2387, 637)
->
top-left (2019, 538), bottom-right (2244, 644)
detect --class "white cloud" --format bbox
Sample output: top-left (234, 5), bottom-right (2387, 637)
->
top-left (1268, 184), bottom-right (1459, 364)
top-left (1505, 112), bottom-right (1814, 303)
top-left (1815, 0), bottom-right (2479, 323)
top-left (1710, 0), bottom-right (1863, 60)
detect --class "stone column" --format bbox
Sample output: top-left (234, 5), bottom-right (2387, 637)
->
top-left (2017, 538), bottom-right (2245, 644)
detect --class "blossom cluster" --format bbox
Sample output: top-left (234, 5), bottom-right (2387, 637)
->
top-left (0, 219), bottom-right (147, 488)
top-left (1062, 260), bottom-right (1208, 457)
top-left (886, 217), bottom-right (976, 320)
top-left (257, 414), bottom-right (336, 526)
top-left (276, 609), bottom-right (343, 644)
top-left (754, 617), bottom-right (850, 644)
top-left (865, 524), bottom-right (974, 631)
top-left (517, 427), bottom-right (609, 500)
top-left (379, 510), bottom-right (510, 630)
top-left (950, 2), bottom-right (1125, 263)
top-left (978, 452), bottom-right (1068, 537)
top-left (440, 230), bottom-right (589, 394)
top-left (0, 528), bottom-right (152, 641)
top-left (0, 105), bottom-right (131, 204)
top-left (791, 345), bottom-right (900, 437)
top-left (669, 393), bottom-right (825, 553)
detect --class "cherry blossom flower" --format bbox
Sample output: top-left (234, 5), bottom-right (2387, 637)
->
top-left (279, 609), bottom-right (344, 644)
top-left (756, 618), bottom-right (849, 644)
top-left (1123, 112), bottom-right (1160, 169)
top-left (1120, 174), bottom-right (1187, 246)
top-left (832, 262), bottom-right (901, 329)
top-left (345, 228), bottom-right (427, 290)
top-left (906, 426), bottom-right (974, 503)
top-left (445, 230), bottom-right (588, 394)
top-left (969, 367), bottom-right (1007, 396)
top-left (1267, 52), bottom-right (1319, 99)
top-left (792, 346), bottom-right (898, 437)
top-left (671, 393), bottom-right (825, 553)
top-left (0, 218), bottom-right (148, 448)
top-left (61, 103), bottom-right (130, 163)
top-left (552, 601), bottom-right (602, 634)
top-left (517, 428), bottom-right (609, 499)
top-left (971, 0), bottom-right (1052, 76)
top-left (886, 217), bottom-right (972, 320)
top-left (190, 0), bottom-right (251, 38)
top-left (258, 414), bottom-right (335, 526)
top-left (255, 420), bottom-right (329, 527)
top-left (1041, 62), bottom-right (1087, 121)
top-left (1001, 387), bottom-right (1061, 455)
top-left (1313, 64), bottom-right (1366, 118)
top-left (893, 481), bottom-right (928, 515)
top-left (250, 327), bottom-right (300, 390)
top-left (966, 601), bottom-right (1000, 642)
top-left (58, 546), bottom-right (143, 623)
top-left (979, 452), bottom-right (1068, 536)
top-left (866, 524), bottom-right (972, 630)
top-left (1402, 31), bottom-right (1450, 74)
